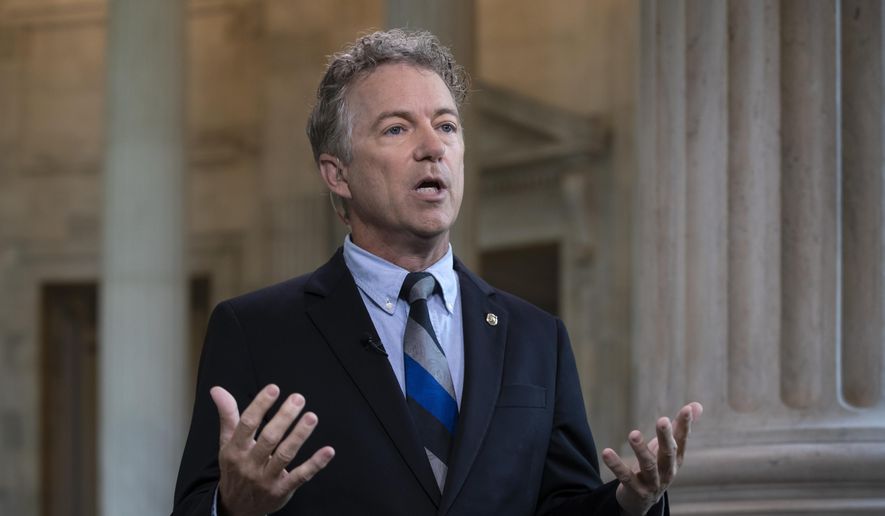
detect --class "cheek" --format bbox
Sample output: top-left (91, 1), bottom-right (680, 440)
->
top-left (452, 185), bottom-right (464, 210)
top-left (349, 158), bottom-right (386, 193)
top-left (452, 162), bottom-right (465, 198)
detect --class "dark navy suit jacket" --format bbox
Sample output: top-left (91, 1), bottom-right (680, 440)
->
top-left (172, 249), bottom-right (665, 515)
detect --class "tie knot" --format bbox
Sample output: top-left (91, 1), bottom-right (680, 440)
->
top-left (400, 272), bottom-right (436, 304)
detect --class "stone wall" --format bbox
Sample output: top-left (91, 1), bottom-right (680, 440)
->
top-left (0, 1), bottom-right (381, 512)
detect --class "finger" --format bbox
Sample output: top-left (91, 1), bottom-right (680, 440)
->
top-left (673, 403), bottom-right (695, 466)
top-left (690, 401), bottom-right (704, 420)
top-left (282, 445), bottom-right (336, 492)
top-left (647, 436), bottom-right (660, 456)
top-left (628, 430), bottom-right (659, 487)
top-left (230, 384), bottom-right (280, 451)
top-left (266, 411), bottom-right (319, 476)
top-left (601, 448), bottom-right (636, 489)
top-left (210, 386), bottom-right (239, 447)
top-left (655, 417), bottom-right (678, 486)
top-left (250, 393), bottom-right (306, 464)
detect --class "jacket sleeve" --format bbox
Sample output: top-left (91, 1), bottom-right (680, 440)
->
top-left (171, 302), bottom-right (261, 516)
top-left (536, 319), bottom-right (668, 516)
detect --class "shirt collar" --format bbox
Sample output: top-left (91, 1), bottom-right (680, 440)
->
top-left (343, 235), bottom-right (458, 315)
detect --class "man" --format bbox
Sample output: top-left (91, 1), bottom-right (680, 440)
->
top-left (172, 29), bottom-right (702, 516)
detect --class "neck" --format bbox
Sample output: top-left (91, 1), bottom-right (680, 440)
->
top-left (350, 232), bottom-right (450, 272)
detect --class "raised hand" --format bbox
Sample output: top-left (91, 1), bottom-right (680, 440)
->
top-left (601, 402), bottom-right (703, 516)
top-left (211, 384), bottom-right (335, 516)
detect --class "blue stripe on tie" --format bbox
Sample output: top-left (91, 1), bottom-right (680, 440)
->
top-left (404, 355), bottom-right (458, 434)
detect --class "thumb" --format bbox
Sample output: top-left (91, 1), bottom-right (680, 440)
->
top-left (210, 386), bottom-right (239, 447)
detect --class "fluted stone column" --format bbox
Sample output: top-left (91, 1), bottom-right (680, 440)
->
top-left (387, 0), bottom-right (479, 268)
top-left (842, 0), bottom-right (885, 411)
top-left (636, 1), bottom-right (885, 514)
top-left (100, 1), bottom-right (187, 514)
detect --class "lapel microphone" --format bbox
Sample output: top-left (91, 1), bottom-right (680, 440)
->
top-left (361, 332), bottom-right (388, 356)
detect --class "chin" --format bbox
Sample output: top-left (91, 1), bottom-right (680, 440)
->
top-left (410, 222), bottom-right (454, 241)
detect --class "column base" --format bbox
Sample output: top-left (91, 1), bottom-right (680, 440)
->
top-left (669, 442), bottom-right (885, 515)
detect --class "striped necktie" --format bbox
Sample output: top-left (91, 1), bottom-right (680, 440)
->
top-left (400, 271), bottom-right (458, 492)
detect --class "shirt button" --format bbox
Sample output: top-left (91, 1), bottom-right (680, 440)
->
top-left (385, 301), bottom-right (394, 311)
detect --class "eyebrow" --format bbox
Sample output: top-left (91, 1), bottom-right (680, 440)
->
top-left (372, 107), bottom-right (460, 129)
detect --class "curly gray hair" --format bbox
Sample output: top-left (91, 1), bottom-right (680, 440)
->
top-left (306, 28), bottom-right (469, 166)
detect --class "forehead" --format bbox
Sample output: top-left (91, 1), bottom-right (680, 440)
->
top-left (346, 63), bottom-right (457, 121)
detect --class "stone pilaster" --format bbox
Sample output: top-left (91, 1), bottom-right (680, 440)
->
top-left (99, 1), bottom-right (187, 515)
top-left (386, 0), bottom-right (474, 66)
top-left (635, 1), bottom-right (885, 513)
top-left (252, 1), bottom-right (383, 286)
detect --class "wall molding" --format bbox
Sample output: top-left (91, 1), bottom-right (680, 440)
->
top-left (0, 0), bottom-right (257, 28)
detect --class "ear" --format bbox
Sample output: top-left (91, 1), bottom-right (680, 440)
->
top-left (318, 153), bottom-right (352, 200)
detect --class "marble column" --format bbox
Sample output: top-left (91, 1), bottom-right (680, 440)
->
top-left (635, 1), bottom-right (885, 514)
top-left (100, 1), bottom-right (187, 514)
top-left (387, 0), bottom-right (479, 268)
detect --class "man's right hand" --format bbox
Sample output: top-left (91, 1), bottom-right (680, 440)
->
top-left (210, 384), bottom-right (336, 516)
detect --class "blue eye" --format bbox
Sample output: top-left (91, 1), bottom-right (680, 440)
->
top-left (385, 126), bottom-right (404, 136)
top-left (440, 123), bottom-right (457, 133)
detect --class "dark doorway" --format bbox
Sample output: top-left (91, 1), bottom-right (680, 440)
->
top-left (39, 277), bottom-right (211, 516)
top-left (40, 283), bottom-right (98, 516)
top-left (480, 242), bottom-right (560, 316)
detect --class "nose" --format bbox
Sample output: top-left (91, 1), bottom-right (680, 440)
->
top-left (413, 124), bottom-right (446, 162)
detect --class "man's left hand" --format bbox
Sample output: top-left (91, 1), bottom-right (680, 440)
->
top-left (602, 402), bottom-right (703, 516)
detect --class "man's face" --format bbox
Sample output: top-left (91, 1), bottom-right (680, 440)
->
top-left (333, 63), bottom-right (464, 254)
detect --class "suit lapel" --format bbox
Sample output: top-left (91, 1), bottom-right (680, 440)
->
top-left (439, 261), bottom-right (508, 515)
top-left (305, 251), bottom-right (442, 507)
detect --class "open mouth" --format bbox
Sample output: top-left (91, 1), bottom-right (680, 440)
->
top-left (415, 179), bottom-right (444, 193)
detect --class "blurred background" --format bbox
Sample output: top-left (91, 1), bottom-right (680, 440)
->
top-left (0, 0), bottom-right (883, 514)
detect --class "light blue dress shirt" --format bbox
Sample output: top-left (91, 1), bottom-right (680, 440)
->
top-left (343, 235), bottom-right (465, 406)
